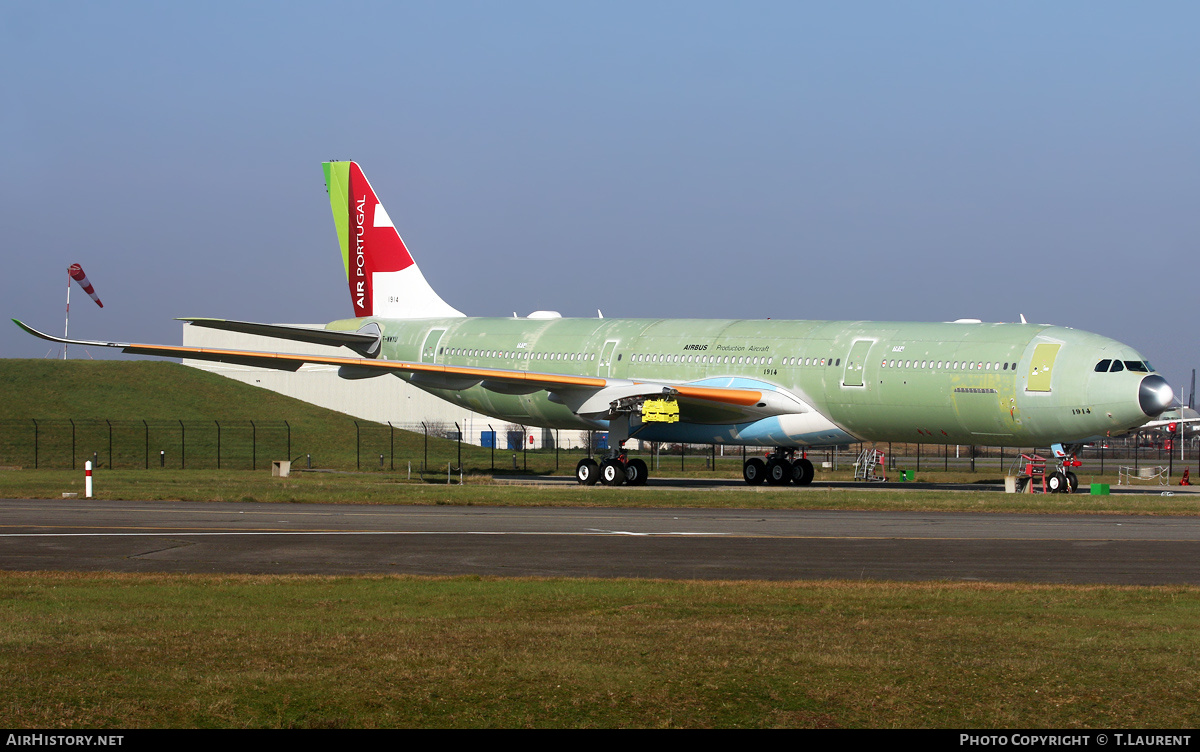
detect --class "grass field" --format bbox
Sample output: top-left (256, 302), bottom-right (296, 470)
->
top-left (3, 573), bottom-right (1199, 729)
top-left (3, 468), bottom-right (1200, 515)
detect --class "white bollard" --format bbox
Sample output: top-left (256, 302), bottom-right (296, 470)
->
top-left (85, 460), bottom-right (93, 499)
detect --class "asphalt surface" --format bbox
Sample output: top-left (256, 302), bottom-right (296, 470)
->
top-left (4, 498), bottom-right (1200, 584)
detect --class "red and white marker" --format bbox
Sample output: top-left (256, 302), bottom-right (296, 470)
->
top-left (85, 460), bottom-right (93, 499)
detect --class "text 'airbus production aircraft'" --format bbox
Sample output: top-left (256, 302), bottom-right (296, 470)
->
top-left (15, 162), bottom-right (1175, 490)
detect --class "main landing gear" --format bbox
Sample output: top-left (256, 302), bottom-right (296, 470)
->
top-left (575, 452), bottom-right (648, 486)
top-left (743, 448), bottom-right (814, 486)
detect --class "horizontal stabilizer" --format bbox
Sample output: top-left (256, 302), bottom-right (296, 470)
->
top-left (178, 318), bottom-right (382, 356)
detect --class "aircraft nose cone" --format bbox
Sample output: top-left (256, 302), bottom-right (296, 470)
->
top-left (1139, 375), bottom-right (1174, 417)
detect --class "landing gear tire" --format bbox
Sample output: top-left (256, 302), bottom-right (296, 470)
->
top-left (791, 458), bottom-right (815, 486)
top-left (600, 458), bottom-right (626, 486)
top-left (625, 458), bottom-right (649, 486)
top-left (1065, 471), bottom-right (1079, 493)
top-left (575, 458), bottom-right (599, 486)
top-left (743, 458), bottom-right (766, 485)
top-left (1047, 471), bottom-right (1067, 493)
top-left (766, 458), bottom-right (791, 486)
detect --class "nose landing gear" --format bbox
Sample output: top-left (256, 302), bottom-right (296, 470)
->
top-left (1047, 443), bottom-right (1082, 493)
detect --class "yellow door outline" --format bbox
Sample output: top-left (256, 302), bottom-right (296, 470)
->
top-left (1026, 343), bottom-right (1060, 392)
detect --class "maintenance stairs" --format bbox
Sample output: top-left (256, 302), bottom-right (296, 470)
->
top-left (854, 447), bottom-right (887, 482)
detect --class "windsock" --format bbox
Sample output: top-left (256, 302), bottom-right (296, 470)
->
top-left (68, 264), bottom-right (103, 308)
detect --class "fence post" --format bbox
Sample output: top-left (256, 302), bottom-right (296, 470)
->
top-left (32, 419), bottom-right (38, 469)
top-left (355, 421), bottom-right (360, 471)
top-left (216, 420), bottom-right (221, 469)
top-left (70, 418), bottom-right (75, 470)
top-left (421, 421), bottom-right (428, 472)
top-left (144, 420), bottom-right (149, 470)
top-left (389, 421), bottom-right (394, 471)
top-left (251, 420), bottom-right (257, 471)
top-left (286, 421), bottom-right (291, 464)
top-left (107, 419), bottom-right (112, 469)
top-left (179, 419), bottom-right (185, 469)
top-left (488, 424), bottom-right (495, 471)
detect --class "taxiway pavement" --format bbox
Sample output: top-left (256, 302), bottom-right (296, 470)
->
top-left (3, 498), bottom-right (1200, 584)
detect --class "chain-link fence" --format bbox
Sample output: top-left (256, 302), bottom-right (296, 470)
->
top-left (2, 418), bottom-right (1194, 478)
top-left (0, 419), bottom-right (290, 470)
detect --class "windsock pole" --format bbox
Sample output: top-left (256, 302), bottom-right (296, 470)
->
top-left (63, 268), bottom-right (71, 360)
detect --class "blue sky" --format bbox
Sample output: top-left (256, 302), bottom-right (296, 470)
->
top-left (2, 2), bottom-right (1197, 395)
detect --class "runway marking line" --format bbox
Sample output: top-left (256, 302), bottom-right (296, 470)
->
top-left (0, 529), bottom-right (1196, 543)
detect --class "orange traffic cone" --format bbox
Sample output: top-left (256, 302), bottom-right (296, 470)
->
top-left (1181, 468), bottom-right (1192, 486)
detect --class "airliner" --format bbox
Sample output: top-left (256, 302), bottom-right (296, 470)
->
top-left (15, 161), bottom-right (1175, 491)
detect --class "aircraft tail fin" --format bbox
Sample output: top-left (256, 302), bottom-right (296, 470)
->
top-left (323, 161), bottom-right (464, 319)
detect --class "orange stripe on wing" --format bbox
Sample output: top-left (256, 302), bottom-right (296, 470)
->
top-left (673, 385), bottom-right (764, 406)
top-left (131, 344), bottom-right (608, 388)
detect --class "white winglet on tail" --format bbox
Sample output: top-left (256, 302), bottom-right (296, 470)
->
top-left (322, 161), bottom-right (464, 319)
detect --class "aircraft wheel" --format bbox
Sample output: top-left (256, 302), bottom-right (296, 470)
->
top-left (766, 458), bottom-right (790, 485)
top-left (1047, 471), bottom-right (1067, 493)
top-left (600, 458), bottom-right (626, 486)
top-left (1066, 471), bottom-right (1079, 493)
top-left (792, 458), bottom-right (815, 486)
top-left (625, 458), bottom-right (649, 486)
top-left (575, 458), bottom-right (599, 486)
top-left (743, 458), bottom-right (766, 485)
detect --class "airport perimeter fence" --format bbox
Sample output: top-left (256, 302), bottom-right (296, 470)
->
top-left (2, 418), bottom-right (1195, 479)
top-left (0, 419), bottom-right (291, 471)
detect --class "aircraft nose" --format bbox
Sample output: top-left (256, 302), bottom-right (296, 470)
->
top-left (1139, 375), bottom-right (1174, 417)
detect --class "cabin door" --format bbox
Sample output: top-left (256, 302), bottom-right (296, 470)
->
top-left (421, 329), bottom-right (446, 363)
top-left (1025, 343), bottom-right (1061, 392)
top-left (842, 339), bottom-right (875, 387)
top-left (599, 340), bottom-right (619, 377)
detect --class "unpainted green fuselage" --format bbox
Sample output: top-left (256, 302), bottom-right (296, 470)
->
top-left (327, 315), bottom-right (1155, 448)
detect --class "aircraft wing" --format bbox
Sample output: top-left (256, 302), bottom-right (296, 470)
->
top-left (13, 319), bottom-right (806, 425)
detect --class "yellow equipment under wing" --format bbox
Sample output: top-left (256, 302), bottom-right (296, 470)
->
top-left (642, 398), bottom-right (680, 423)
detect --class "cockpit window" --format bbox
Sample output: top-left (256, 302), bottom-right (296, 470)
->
top-left (1145, 361), bottom-right (1156, 372)
top-left (1109, 360), bottom-right (1124, 372)
top-left (1095, 359), bottom-right (1112, 373)
top-left (1124, 361), bottom-right (1148, 373)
